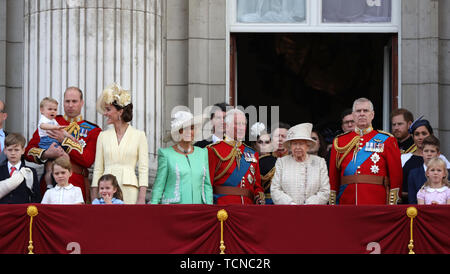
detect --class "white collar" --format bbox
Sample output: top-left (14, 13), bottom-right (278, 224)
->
top-left (424, 186), bottom-right (448, 193)
top-left (54, 184), bottom-right (74, 190)
top-left (7, 162), bottom-right (21, 172)
top-left (212, 134), bottom-right (222, 143)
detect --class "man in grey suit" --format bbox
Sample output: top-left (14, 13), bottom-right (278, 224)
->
top-left (0, 100), bottom-right (8, 165)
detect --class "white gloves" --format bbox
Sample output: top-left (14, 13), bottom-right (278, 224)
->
top-left (0, 167), bottom-right (35, 199)
top-left (0, 171), bottom-right (25, 199)
top-left (19, 167), bottom-right (34, 191)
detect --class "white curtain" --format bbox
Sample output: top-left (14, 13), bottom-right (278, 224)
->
top-left (237, 0), bottom-right (306, 23)
top-left (322, 0), bottom-right (391, 23)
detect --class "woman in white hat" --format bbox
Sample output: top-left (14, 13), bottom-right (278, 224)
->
top-left (270, 123), bottom-right (330, 205)
top-left (92, 83), bottom-right (148, 204)
top-left (150, 110), bottom-right (213, 204)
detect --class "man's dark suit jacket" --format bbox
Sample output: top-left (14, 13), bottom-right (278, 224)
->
top-left (0, 130), bottom-right (8, 165)
top-left (194, 139), bottom-right (213, 148)
top-left (0, 160), bottom-right (41, 204)
top-left (407, 166), bottom-right (427, 204)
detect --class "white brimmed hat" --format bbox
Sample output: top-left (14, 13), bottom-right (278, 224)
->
top-left (283, 123), bottom-right (316, 148)
top-left (165, 110), bottom-right (205, 142)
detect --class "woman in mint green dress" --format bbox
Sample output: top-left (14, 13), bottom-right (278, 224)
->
top-left (151, 111), bottom-right (213, 204)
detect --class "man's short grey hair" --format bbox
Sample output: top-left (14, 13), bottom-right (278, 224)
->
top-left (224, 108), bottom-right (246, 124)
top-left (352, 97), bottom-right (374, 112)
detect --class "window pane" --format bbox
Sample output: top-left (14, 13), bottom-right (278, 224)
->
top-left (237, 0), bottom-right (306, 23)
top-left (322, 0), bottom-right (391, 23)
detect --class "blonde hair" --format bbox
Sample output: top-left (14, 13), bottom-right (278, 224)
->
top-left (424, 157), bottom-right (449, 187)
top-left (40, 97), bottom-right (59, 109)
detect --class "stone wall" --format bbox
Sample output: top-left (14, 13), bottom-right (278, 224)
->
top-left (439, 0), bottom-right (450, 157)
top-left (163, 0), bottom-right (226, 140)
top-left (401, 0), bottom-right (449, 156)
top-left (0, 0), bottom-right (24, 133)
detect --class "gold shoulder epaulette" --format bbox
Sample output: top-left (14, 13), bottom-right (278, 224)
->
top-left (335, 131), bottom-right (352, 139)
top-left (243, 143), bottom-right (256, 153)
top-left (210, 144), bottom-right (235, 162)
top-left (333, 133), bottom-right (360, 169)
top-left (377, 130), bottom-right (394, 137)
top-left (405, 144), bottom-right (417, 154)
top-left (206, 139), bottom-right (223, 148)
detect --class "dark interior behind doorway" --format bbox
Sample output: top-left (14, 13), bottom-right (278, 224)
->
top-left (235, 33), bottom-right (392, 138)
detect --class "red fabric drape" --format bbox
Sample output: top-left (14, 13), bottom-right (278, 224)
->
top-left (0, 204), bottom-right (448, 254)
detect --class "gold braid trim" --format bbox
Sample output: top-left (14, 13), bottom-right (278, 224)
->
top-left (65, 122), bottom-right (81, 140)
top-left (210, 146), bottom-right (236, 162)
top-left (214, 153), bottom-right (236, 181)
top-left (211, 146), bottom-right (238, 181)
top-left (405, 144), bottom-right (417, 154)
top-left (261, 167), bottom-right (276, 191)
top-left (61, 137), bottom-right (83, 154)
top-left (28, 148), bottom-right (46, 163)
top-left (333, 136), bottom-right (360, 169)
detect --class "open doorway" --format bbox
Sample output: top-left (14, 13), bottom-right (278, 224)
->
top-left (233, 33), bottom-right (396, 137)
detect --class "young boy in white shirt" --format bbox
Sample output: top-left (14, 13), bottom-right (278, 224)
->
top-left (41, 156), bottom-right (84, 204)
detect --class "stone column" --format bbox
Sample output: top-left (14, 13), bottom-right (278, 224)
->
top-left (23, 0), bottom-right (163, 158)
top-left (0, 0), bottom-right (24, 133)
top-left (0, 0), bottom-right (6, 102)
top-left (163, 0), bottom-right (226, 142)
top-left (401, 0), bottom-right (439, 128)
top-left (187, 0), bottom-right (226, 108)
top-left (439, 0), bottom-right (450, 156)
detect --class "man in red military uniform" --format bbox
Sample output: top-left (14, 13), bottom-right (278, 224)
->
top-left (329, 98), bottom-right (402, 205)
top-left (25, 87), bottom-right (101, 203)
top-left (208, 108), bottom-right (265, 205)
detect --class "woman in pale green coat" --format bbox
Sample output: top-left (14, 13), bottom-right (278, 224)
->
top-left (150, 111), bottom-right (213, 204)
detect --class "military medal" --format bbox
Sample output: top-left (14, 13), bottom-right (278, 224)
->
top-left (370, 153), bottom-right (380, 164)
top-left (78, 139), bottom-right (86, 149)
top-left (365, 142), bottom-right (371, 152)
top-left (79, 128), bottom-right (87, 137)
top-left (370, 165), bottom-right (380, 174)
top-left (249, 165), bottom-right (255, 175)
top-left (247, 174), bottom-right (254, 184)
top-left (244, 152), bottom-right (251, 162)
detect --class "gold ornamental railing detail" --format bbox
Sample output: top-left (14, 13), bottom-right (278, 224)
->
top-left (406, 206), bottom-right (418, 254)
top-left (217, 209), bottom-right (228, 254)
top-left (27, 205), bottom-right (38, 254)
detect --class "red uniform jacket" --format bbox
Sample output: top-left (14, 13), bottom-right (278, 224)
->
top-left (329, 128), bottom-right (402, 205)
top-left (207, 140), bottom-right (264, 205)
top-left (25, 115), bottom-right (101, 200)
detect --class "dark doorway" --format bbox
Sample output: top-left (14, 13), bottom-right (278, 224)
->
top-left (234, 33), bottom-right (394, 138)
